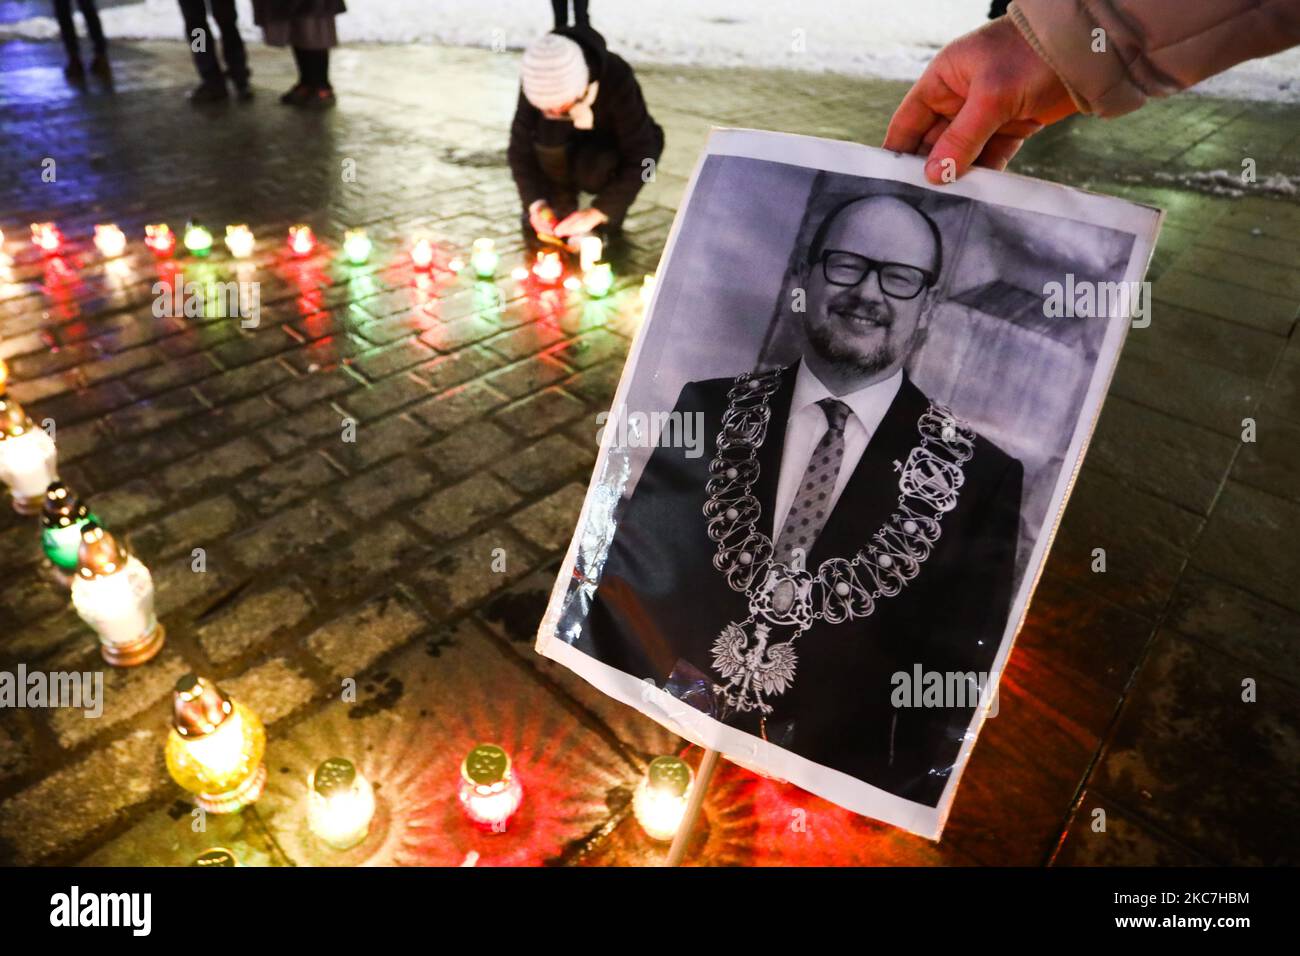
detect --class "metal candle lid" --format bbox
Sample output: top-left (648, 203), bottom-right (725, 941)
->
top-left (645, 756), bottom-right (693, 797)
top-left (75, 521), bottom-right (127, 579)
top-left (462, 744), bottom-right (511, 788)
top-left (191, 847), bottom-right (238, 867)
top-left (43, 481), bottom-right (87, 529)
top-left (172, 674), bottom-right (233, 739)
top-left (312, 757), bottom-right (358, 797)
top-left (0, 397), bottom-right (33, 439)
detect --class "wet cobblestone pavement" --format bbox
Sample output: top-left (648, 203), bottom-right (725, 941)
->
top-left (1, 37), bottom-right (1298, 866)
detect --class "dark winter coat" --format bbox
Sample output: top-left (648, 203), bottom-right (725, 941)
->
top-left (253, 0), bottom-right (346, 25)
top-left (507, 26), bottom-right (664, 226)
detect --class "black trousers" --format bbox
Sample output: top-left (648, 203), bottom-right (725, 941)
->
top-left (292, 47), bottom-right (331, 88)
top-left (521, 137), bottom-right (623, 251)
top-left (52, 0), bottom-right (106, 57)
top-left (551, 0), bottom-right (590, 28)
top-left (178, 0), bottom-right (248, 84)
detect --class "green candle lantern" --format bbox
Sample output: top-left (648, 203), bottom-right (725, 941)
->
top-left (42, 481), bottom-right (97, 588)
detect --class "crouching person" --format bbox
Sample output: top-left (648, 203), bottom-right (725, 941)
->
top-left (508, 26), bottom-right (664, 255)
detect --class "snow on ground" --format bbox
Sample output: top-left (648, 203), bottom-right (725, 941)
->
top-left (3, 0), bottom-right (1298, 103)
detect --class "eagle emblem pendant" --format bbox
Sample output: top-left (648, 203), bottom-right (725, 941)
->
top-left (711, 620), bottom-right (801, 715)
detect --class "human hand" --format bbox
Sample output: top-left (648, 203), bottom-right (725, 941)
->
top-left (883, 16), bottom-right (1077, 184)
top-left (554, 207), bottom-right (609, 238)
top-left (529, 200), bottom-right (559, 238)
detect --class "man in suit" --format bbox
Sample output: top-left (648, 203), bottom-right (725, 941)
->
top-left (565, 194), bottom-right (1023, 808)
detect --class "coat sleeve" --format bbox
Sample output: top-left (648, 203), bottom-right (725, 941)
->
top-left (507, 91), bottom-right (551, 210)
top-left (591, 59), bottom-right (664, 224)
top-left (1009, 0), bottom-right (1300, 117)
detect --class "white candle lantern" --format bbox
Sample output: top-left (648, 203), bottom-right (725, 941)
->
top-left (458, 743), bottom-right (523, 831)
top-left (633, 755), bottom-right (695, 842)
top-left (0, 397), bottom-right (58, 515)
top-left (307, 757), bottom-right (376, 850)
top-left (70, 522), bottom-right (165, 666)
top-left (579, 235), bottom-right (603, 273)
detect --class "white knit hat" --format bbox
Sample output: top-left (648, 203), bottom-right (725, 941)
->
top-left (521, 33), bottom-right (590, 111)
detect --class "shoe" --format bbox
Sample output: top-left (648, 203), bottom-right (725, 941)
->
top-left (89, 52), bottom-right (110, 79)
top-left (188, 81), bottom-right (228, 104)
top-left (301, 86), bottom-right (336, 109)
top-left (233, 80), bottom-right (254, 101)
top-left (64, 58), bottom-right (86, 83)
top-left (279, 83), bottom-right (310, 105)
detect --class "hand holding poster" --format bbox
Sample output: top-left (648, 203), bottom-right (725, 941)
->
top-left (537, 129), bottom-right (1162, 840)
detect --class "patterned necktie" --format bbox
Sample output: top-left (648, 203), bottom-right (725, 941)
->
top-left (774, 398), bottom-right (851, 567)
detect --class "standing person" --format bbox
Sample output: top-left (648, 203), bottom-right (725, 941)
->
top-left (551, 0), bottom-right (590, 28)
top-left (508, 26), bottom-right (664, 253)
top-left (178, 0), bottom-right (251, 103)
top-left (52, 0), bottom-right (108, 82)
top-left (254, 1), bottom-right (347, 109)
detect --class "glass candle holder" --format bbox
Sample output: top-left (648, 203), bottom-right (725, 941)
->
top-left (71, 522), bottom-right (164, 666)
top-left (532, 250), bottom-right (562, 285)
top-left (343, 229), bottom-right (372, 265)
top-left (470, 238), bottom-right (499, 279)
top-left (458, 744), bottom-right (523, 831)
top-left (633, 755), bottom-right (694, 842)
top-left (307, 757), bottom-right (375, 850)
top-left (184, 222), bottom-right (213, 257)
top-left (93, 224), bottom-right (127, 258)
top-left (165, 675), bottom-right (267, 814)
top-left (30, 222), bottom-right (62, 254)
top-left (288, 225), bottom-right (315, 257)
top-left (191, 848), bottom-right (240, 867)
top-left (225, 225), bottom-right (255, 259)
top-left (144, 224), bottom-right (176, 257)
top-left (0, 398), bottom-right (58, 515)
top-left (41, 481), bottom-right (95, 586)
top-left (411, 238), bottom-right (434, 271)
top-left (579, 235), bottom-right (603, 273)
top-left (583, 262), bottom-right (614, 298)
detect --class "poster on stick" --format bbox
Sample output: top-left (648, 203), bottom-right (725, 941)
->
top-left (537, 128), bottom-right (1162, 839)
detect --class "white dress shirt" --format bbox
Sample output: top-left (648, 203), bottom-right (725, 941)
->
top-left (771, 363), bottom-right (904, 542)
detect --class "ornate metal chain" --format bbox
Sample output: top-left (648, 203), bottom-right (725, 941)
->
top-left (703, 368), bottom-right (976, 629)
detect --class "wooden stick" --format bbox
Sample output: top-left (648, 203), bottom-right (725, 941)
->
top-left (666, 748), bottom-right (720, 867)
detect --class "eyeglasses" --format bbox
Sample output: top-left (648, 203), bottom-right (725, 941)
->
top-left (820, 250), bottom-right (935, 300)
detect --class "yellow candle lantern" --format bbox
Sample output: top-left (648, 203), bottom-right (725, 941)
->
top-left (165, 675), bottom-right (267, 814)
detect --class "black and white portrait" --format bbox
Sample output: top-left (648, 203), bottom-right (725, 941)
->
top-left (538, 130), bottom-right (1161, 838)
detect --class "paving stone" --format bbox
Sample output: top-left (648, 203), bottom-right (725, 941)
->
top-left (327, 413), bottom-right (430, 471)
top-left (1052, 790), bottom-right (1210, 866)
top-left (196, 585), bottom-right (315, 665)
top-left (0, 718), bottom-right (33, 786)
top-left (408, 379), bottom-right (510, 435)
top-left (411, 474), bottom-right (520, 542)
top-left (228, 500), bottom-right (350, 572)
top-left (222, 657), bottom-right (321, 727)
top-left (509, 483), bottom-right (587, 553)
top-left (338, 373), bottom-right (433, 422)
top-left (495, 386), bottom-right (588, 438)
top-left (237, 450), bottom-right (342, 516)
top-left (1232, 413), bottom-right (1300, 503)
top-left (412, 528), bottom-right (539, 618)
top-left (1089, 395), bottom-right (1240, 516)
top-left (1092, 631), bottom-right (1300, 865)
top-left (0, 729), bottom-right (168, 866)
top-left (492, 433), bottom-right (592, 495)
top-left (1191, 482), bottom-right (1300, 614)
top-left (1152, 270), bottom-right (1297, 337)
top-left (331, 455), bottom-right (438, 522)
top-left (129, 495), bottom-right (245, 562)
top-left (155, 436), bottom-right (273, 497)
top-left (306, 589), bottom-right (431, 678)
top-left (46, 648), bottom-right (190, 750)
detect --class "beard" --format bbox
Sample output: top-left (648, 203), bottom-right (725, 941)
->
top-left (806, 306), bottom-right (897, 377)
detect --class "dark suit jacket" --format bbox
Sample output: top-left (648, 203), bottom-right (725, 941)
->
top-left (564, 365), bottom-right (1023, 807)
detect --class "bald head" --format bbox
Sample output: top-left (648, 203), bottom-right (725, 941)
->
top-left (808, 195), bottom-right (942, 279)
